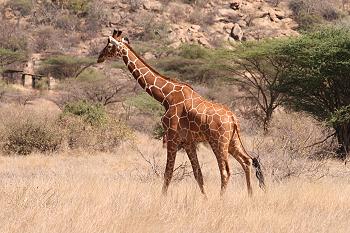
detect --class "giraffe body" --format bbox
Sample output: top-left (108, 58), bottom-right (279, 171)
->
top-left (97, 30), bottom-right (265, 196)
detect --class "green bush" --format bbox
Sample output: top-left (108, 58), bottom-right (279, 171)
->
top-left (39, 55), bottom-right (94, 79)
top-left (59, 108), bottom-right (134, 151)
top-left (296, 12), bottom-right (323, 31)
top-left (126, 93), bottom-right (163, 116)
top-left (67, 0), bottom-right (90, 13)
top-left (288, 0), bottom-right (341, 30)
top-left (179, 44), bottom-right (209, 59)
top-left (62, 100), bottom-right (107, 126)
top-left (6, 0), bottom-right (33, 16)
top-left (0, 103), bottom-right (134, 155)
top-left (328, 105), bottom-right (350, 127)
top-left (152, 122), bottom-right (164, 140)
top-left (276, 27), bottom-right (350, 157)
top-left (155, 44), bottom-right (228, 83)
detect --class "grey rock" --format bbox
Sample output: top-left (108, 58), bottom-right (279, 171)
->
top-left (230, 23), bottom-right (243, 41)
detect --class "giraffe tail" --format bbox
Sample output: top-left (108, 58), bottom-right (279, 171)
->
top-left (233, 124), bottom-right (266, 191)
top-left (252, 157), bottom-right (266, 190)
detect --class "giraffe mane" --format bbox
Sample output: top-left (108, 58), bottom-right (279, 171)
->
top-left (124, 43), bottom-right (194, 90)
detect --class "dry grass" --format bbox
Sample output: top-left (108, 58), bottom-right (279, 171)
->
top-left (1, 133), bottom-right (350, 233)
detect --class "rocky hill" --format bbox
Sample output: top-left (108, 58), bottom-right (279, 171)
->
top-left (1, 0), bottom-right (299, 50)
top-left (1, 0), bottom-right (348, 81)
top-left (97, 0), bottom-right (299, 48)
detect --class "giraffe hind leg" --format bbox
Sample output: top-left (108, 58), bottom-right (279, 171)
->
top-left (229, 142), bottom-right (253, 196)
top-left (210, 141), bottom-right (231, 196)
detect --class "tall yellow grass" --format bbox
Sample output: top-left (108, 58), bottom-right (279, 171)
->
top-left (1, 135), bottom-right (350, 233)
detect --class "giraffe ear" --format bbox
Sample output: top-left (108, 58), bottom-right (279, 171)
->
top-left (113, 29), bottom-right (122, 38)
top-left (122, 37), bottom-right (130, 44)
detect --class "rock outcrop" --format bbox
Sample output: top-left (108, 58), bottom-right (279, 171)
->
top-left (101, 0), bottom-right (299, 47)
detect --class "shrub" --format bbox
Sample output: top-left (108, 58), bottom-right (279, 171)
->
top-left (168, 5), bottom-right (188, 23)
top-left (58, 69), bottom-right (129, 107)
top-left (181, 0), bottom-right (210, 6)
top-left (125, 0), bottom-right (143, 12)
top-left (134, 12), bottom-right (170, 41)
top-left (0, 103), bottom-right (134, 155)
top-left (0, 107), bottom-right (62, 155)
top-left (4, 119), bottom-right (62, 155)
top-left (179, 44), bottom-right (209, 59)
top-left (188, 9), bottom-right (216, 26)
top-left (0, 22), bottom-right (27, 52)
top-left (38, 55), bottom-right (94, 79)
top-left (5, 0), bottom-right (33, 16)
top-left (0, 22), bottom-right (28, 68)
top-left (288, 0), bottom-right (342, 30)
top-left (33, 26), bottom-right (59, 52)
top-left (54, 14), bottom-right (80, 31)
top-left (84, 2), bottom-right (109, 37)
top-left (0, 48), bottom-right (27, 67)
top-left (62, 100), bottom-right (107, 126)
top-left (125, 93), bottom-right (163, 116)
top-left (59, 105), bottom-right (134, 151)
top-left (155, 44), bottom-right (228, 84)
top-left (50, 0), bottom-right (89, 13)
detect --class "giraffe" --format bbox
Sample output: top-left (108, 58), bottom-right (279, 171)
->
top-left (97, 30), bottom-right (265, 196)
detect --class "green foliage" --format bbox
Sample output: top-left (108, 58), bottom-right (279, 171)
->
top-left (155, 44), bottom-right (228, 83)
top-left (179, 44), bottom-right (210, 59)
top-left (126, 93), bottom-right (163, 116)
top-left (67, 0), bottom-right (90, 13)
top-left (62, 100), bottom-right (107, 126)
top-left (288, 0), bottom-right (341, 30)
top-left (0, 23), bottom-right (28, 68)
top-left (278, 27), bottom-right (350, 119)
top-left (0, 48), bottom-right (27, 67)
top-left (152, 122), bottom-right (165, 140)
top-left (277, 27), bottom-right (350, 155)
top-left (58, 113), bottom-right (134, 151)
top-left (6, 0), bottom-right (33, 16)
top-left (39, 55), bottom-right (94, 79)
top-left (221, 38), bottom-right (293, 129)
top-left (50, 0), bottom-right (89, 13)
top-left (34, 77), bottom-right (50, 90)
top-left (76, 68), bottom-right (105, 82)
top-left (0, 104), bottom-right (133, 155)
top-left (297, 13), bottom-right (323, 31)
top-left (328, 105), bottom-right (350, 127)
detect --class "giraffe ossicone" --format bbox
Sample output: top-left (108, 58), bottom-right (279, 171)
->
top-left (97, 29), bottom-right (265, 196)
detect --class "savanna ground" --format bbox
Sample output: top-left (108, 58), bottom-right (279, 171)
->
top-left (1, 137), bottom-right (350, 233)
top-left (1, 107), bottom-right (350, 233)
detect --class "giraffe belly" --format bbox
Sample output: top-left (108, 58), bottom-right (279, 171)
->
top-left (178, 129), bottom-right (207, 144)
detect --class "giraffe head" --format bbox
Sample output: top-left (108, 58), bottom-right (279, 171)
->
top-left (97, 30), bottom-right (130, 63)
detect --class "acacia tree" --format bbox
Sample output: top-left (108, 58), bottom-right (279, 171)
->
top-left (278, 27), bottom-right (350, 158)
top-left (224, 40), bottom-right (290, 130)
top-left (0, 22), bottom-right (28, 69)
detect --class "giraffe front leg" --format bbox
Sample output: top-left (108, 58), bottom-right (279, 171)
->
top-left (162, 141), bottom-right (178, 195)
top-left (184, 144), bottom-right (207, 197)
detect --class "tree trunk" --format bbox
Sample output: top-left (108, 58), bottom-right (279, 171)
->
top-left (335, 123), bottom-right (350, 159)
top-left (263, 107), bottom-right (274, 132)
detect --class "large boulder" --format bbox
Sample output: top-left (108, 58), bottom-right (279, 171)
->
top-left (231, 23), bottom-right (243, 41)
top-left (143, 1), bottom-right (162, 12)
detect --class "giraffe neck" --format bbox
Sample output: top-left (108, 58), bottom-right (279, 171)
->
top-left (120, 45), bottom-right (177, 109)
